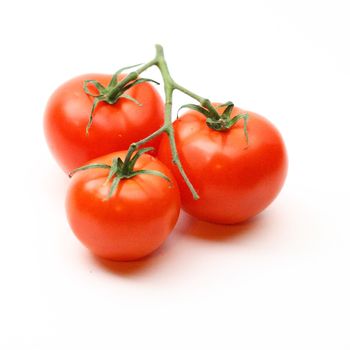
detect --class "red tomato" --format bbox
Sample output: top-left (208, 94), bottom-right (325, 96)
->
top-left (66, 151), bottom-right (180, 261)
top-left (44, 74), bottom-right (164, 173)
top-left (157, 106), bottom-right (288, 224)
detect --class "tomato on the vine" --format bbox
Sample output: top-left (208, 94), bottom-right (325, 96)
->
top-left (66, 150), bottom-right (180, 261)
top-left (44, 74), bottom-right (164, 173)
top-left (157, 106), bottom-right (288, 224)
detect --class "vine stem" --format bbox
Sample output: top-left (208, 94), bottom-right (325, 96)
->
top-left (123, 44), bottom-right (214, 200)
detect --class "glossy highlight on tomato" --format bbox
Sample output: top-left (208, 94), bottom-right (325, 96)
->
top-left (157, 106), bottom-right (288, 224)
top-left (44, 74), bottom-right (164, 173)
top-left (66, 151), bottom-right (180, 261)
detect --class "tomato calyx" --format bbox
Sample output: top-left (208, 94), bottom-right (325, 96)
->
top-left (178, 101), bottom-right (249, 141)
top-left (83, 64), bottom-right (160, 134)
top-left (69, 148), bottom-right (171, 200)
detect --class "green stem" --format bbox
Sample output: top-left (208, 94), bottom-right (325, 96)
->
top-left (155, 46), bottom-right (199, 199)
top-left (123, 125), bottom-right (167, 166)
top-left (108, 58), bottom-right (158, 101)
top-left (173, 82), bottom-right (218, 118)
top-left (136, 58), bottom-right (158, 75)
top-left (123, 45), bottom-right (217, 200)
top-left (173, 82), bottom-right (203, 102)
top-left (172, 82), bottom-right (215, 112)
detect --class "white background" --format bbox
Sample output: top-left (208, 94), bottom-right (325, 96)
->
top-left (1, 0), bottom-right (349, 349)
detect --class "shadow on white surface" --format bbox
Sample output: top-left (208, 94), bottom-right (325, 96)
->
top-left (89, 246), bottom-right (170, 277)
top-left (177, 212), bottom-right (265, 242)
top-left (85, 211), bottom-right (267, 277)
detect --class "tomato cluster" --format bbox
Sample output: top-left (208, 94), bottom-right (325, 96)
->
top-left (44, 47), bottom-right (287, 261)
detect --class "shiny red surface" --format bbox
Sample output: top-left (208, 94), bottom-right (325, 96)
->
top-left (158, 106), bottom-right (288, 224)
top-left (44, 74), bottom-right (164, 173)
top-left (66, 151), bottom-right (180, 261)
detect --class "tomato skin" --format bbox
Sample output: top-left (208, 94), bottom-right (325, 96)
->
top-left (65, 151), bottom-right (180, 261)
top-left (44, 74), bottom-right (164, 173)
top-left (157, 106), bottom-right (288, 224)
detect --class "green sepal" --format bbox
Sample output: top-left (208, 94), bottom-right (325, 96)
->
top-left (106, 176), bottom-right (121, 200)
top-left (83, 67), bottom-right (158, 132)
top-left (179, 100), bottom-right (248, 141)
top-left (86, 97), bottom-right (103, 134)
top-left (120, 93), bottom-right (142, 106)
top-left (127, 147), bottom-right (154, 171)
top-left (128, 169), bottom-right (171, 184)
top-left (128, 78), bottom-right (160, 86)
top-left (83, 80), bottom-right (107, 97)
top-left (117, 157), bottom-right (124, 170)
top-left (108, 63), bottom-right (143, 87)
top-left (226, 113), bottom-right (249, 144)
top-left (68, 145), bottom-right (170, 200)
top-left (105, 158), bottom-right (120, 183)
top-left (177, 104), bottom-right (211, 119)
top-left (220, 101), bottom-right (235, 120)
top-left (217, 101), bottom-right (234, 109)
top-left (69, 163), bottom-right (111, 178)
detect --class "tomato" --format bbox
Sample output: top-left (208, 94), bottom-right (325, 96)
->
top-left (44, 74), bottom-right (164, 173)
top-left (66, 151), bottom-right (180, 261)
top-left (157, 106), bottom-right (287, 224)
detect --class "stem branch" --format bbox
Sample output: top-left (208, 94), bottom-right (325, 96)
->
top-left (123, 45), bottom-right (216, 200)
